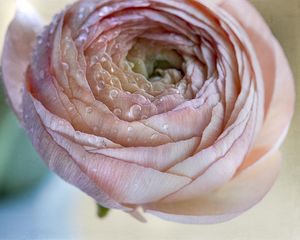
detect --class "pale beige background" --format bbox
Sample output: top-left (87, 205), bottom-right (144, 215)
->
top-left (0, 0), bottom-right (299, 240)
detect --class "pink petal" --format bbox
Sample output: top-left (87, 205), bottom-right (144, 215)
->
top-left (23, 89), bottom-right (128, 210)
top-left (1, 1), bottom-right (43, 120)
top-left (145, 150), bottom-right (282, 224)
top-left (26, 91), bottom-right (192, 205)
top-left (221, 0), bottom-right (295, 168)
top-left (92, 137), bottom-right (200, 171)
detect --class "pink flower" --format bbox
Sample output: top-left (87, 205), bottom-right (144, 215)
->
top-left (1, 0), bottom-right (295, 224)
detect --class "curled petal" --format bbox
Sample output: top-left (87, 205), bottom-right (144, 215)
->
top-left (1, 0), bottom-right (43, 120)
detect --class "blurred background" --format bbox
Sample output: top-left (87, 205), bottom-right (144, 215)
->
top-left (0, 0), bottom-right (299, 239)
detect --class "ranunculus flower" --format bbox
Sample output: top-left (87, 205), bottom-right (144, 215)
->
top-left (1, 0), bottom-right (295, 224)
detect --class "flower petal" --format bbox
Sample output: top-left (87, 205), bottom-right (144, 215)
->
top-left (221, 0), bottom-right (295, 169)
top-left (23, 89), bottom-right (128, 210)
top-left (145, 150), bottom-right (281, 224)
top-left (1, 0), bottom-right (43, 120)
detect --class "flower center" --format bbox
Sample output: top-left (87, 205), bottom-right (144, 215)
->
top-left (126, 40), bottom-right (184, 86)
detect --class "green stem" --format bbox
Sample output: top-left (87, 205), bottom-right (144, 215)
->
top-left (97, 204), bottom-right (110, 218)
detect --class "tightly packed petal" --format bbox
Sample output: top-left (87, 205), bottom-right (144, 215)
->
top-left (1, 0), bottom-right (295, 224)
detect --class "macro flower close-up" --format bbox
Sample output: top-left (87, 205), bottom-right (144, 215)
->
top-left (0, 0), bottom-right (299, 238)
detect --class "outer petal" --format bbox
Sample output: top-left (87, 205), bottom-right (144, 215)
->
top-left (23, 89), bottom-right (129, 210)
top-left (1, 0), bottom-right (43, 120)
top-left (220, 0), bottom-right (295, 169)
top-left (25, 90), bottom-right (192, 205)
top-left (145, 150), bottom-right (282, 224)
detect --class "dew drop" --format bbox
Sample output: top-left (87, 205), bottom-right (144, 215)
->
top-left (86, 107), bottom-right (93, 114)
top-left (100, 56), bottom-right (107, 63)
top-left (128, 126), bottom-right (133, 132)
top-left (111, 77), bottom-right (119, 86)
top-left (68, 106), bottom-right (75, 111)
top-left (113, 108), bottom-right (122, 116)
top-left (96, 81), bottom-right (105, 91)
top-left (130, 104), bottom-right (142, 117)
top-left (62, 62), bottom-right (69, 71)
top-left (78, 13), bottom-right (84, 19)
top-left (163, 124), bottom-right (169, 130)
top-left (77, 33), bottom-right (88, 44)
top-left (37, 38), bottom-right (43, 45)
top-left (110, 90), bottom-right (119, 99)
top-left (102, 140), bottom-right (107, 147)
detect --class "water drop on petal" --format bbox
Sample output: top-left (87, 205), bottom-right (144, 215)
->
top-left (86, 107), bottom-right (93, 114)
top-left (113, 108), bottom-right (122, 116)
top-left (110, 90), bottom-right (119, 99)
top-left (96, 81), bottom-right (105, 91)
top-left (62, 62), bottom-right (70, 71)
top-left (130, 104), bottom-right (142, 117)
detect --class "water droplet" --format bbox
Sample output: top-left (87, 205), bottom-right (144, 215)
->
top-left (68, 106), bottom-right (74, 111)
top-left (111, 77), bottom-right (119, 86)
top-left (113, 108), bottom-right (122, 116)
top-left (102, 140), bottom-right (107, 147)
top-left (62, 62), bottom-right (69, 71)
top-left (77, 33), bottom-right (88, 44)
top-left (86, 107), bottom-right (93, 114)
top-left (37, 38), bottom-right (43, 45)
top-left (96, 81), bottom-right (105, 91)
top-left (78, 13), bottom-right (84, 19)
top-left (130, 104), bottom-right (142, 117)
top-left (110, 67), bottom-right (115, 73)
top-left (163, 124), bottom-right (169, 130)
top-left (100, 56), bottom-right (107, 63)
top-left (110, 90), bottom-right (119, 99)
top-left (128, 126), bottom-right (133, 132)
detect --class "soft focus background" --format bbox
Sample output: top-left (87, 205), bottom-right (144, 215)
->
top-left (0, 0), bottom-right (299, 239)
